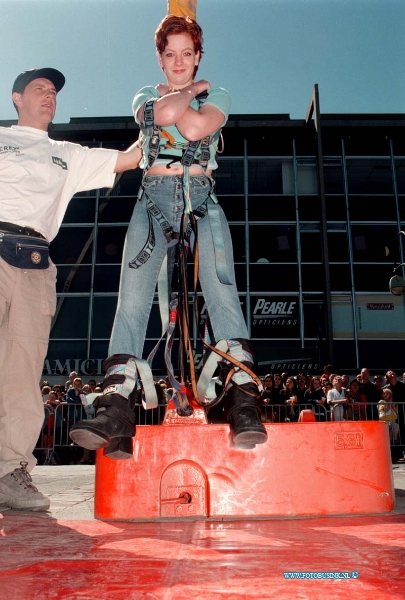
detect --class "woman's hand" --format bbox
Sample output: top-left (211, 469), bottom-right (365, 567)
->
top-left (191, 79), bottom-right (211, 95)
top-left (155, 80), bottom-right (210, 98)
top-left (156, 83), bottom-right (170, 96)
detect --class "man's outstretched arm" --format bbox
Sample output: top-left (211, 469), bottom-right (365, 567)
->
top-left (114, 140), bottom-right (142, 173)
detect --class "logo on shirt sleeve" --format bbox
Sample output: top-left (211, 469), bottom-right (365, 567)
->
top-left (52, 156), bottom-right (68, 170)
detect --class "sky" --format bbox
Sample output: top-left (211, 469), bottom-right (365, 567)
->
top-left (1, 0), bottom-right (404, 123)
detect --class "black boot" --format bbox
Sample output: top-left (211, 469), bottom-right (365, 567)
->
top-left (69, 354), bottom-right (138, 459)
top-left (222, 339), bottom-right (267, 449)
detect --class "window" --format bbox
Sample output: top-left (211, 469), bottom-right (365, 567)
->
top-left (248, 159), bottom-right (284, 194)
top-left (50, 227), bottom-right (94, 264)
top-left (302, 265), bottom-right (324, 292)
top-left (326, 195), bottom-right (346, 220)
top-left (324, 163), bottom-right (344, 194)
top-left (303, 302), bottom-right (325, 338)
top-left (56, 266), bottom-right (92, 294)
top-left (217, 196), bottom-right (245, 221)
top-left (96, 226), bottom-right (127, 263)
top-left (99, 196), bottom-right (137, 223)
top-left (249, 264), bottom-right (298, 292)
top-left (282, 160), bottom-right (318, 195)
top-left (249, 225), bottom-right (296, 263)
top-left (354, 264), bottom-right (393, 292)
top-left (351, 225), bottom-right (397, 263)
top-left (346, 159), bottom-right (393, 194)
top-left (92, 297), bottom-right (118, 338)
top-left (93, 266), bottom-right (122, 293)
top-left (64, 195), bottom-right (96, 224)
top-left (300, 232), bottom-right (322, 262)
top-left (230, 225), bottom-right (246, 262)
top-left (330, 265), bottom-right (352, 291)
top-left (327, 232), bottom-right (349, 262)
top-left (349, 195), bottom-right (396, 221)
top-left (249, 195), bottom-right (295, 221)
top-left (50, 298), bottom-right (89, 338)
top-left (299, 195), bottom-right (321, 220)
top-left (113, 169), bottom-right (142, 197)
top-left (395, 159), bottom-right (405, 194)
top-left (214, 159), bottom-right (244, 194)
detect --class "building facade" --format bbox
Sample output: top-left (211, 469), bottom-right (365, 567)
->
top-left (4, 107), bottom-right (404, 381)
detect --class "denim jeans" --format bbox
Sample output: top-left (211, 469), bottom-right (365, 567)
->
top-left (109, 175), bottom-right (249, 357)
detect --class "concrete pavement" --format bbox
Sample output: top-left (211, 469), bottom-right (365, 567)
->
top-left (1, 461), bottom-right (404, 521)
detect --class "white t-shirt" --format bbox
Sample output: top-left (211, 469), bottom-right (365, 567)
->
top-left (327, 388), bottom-right (346, 404)
top-left (0, 125), bottom-right (118, 241)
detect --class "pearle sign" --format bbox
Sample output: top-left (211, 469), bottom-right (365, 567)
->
top-left (251, 297), bottom-right (299, 338)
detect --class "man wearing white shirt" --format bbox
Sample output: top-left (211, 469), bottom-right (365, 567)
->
top-left (0, 68), bottom-right (142, 511)
top-left (327, 375), bottom-right (347, 422)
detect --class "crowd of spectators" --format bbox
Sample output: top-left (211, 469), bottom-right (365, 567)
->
top-left (258, 365), bottom-right (404, 462)
top-left (36, 366), bottom-right (405, 464)
top-left (37, 373), bottom-right (104, 465)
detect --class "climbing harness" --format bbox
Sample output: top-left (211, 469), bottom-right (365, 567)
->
top-left (129, 91), bottom-right (262, 415)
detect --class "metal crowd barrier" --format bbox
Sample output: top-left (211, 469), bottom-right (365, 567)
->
top-left (35, 406), bottom-right (58, 465)
top-left (262, 401), bottom-right (405, 458)
top-left (35, 403), bottom-right (89, 465)
top-left (35, 399), bottom-right (404, 465)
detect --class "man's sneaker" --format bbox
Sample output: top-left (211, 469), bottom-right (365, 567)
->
top-left (0, 462), bottom-right (50, 511)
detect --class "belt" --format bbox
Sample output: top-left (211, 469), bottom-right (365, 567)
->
top-left (0, 221), bottom-right (46, 240)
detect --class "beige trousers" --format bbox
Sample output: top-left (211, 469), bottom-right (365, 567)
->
top-left (0, 256), bottom-right (57, 477)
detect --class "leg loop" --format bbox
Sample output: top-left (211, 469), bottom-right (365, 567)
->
top-left (69, 354), bottom-right (139, 459)
top-left (220, 339), bottom-right (267, 449)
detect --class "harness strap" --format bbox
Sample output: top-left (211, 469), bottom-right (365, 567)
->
top-left (130, 181), bottom-right (226, 283)
top-left (143, 203), bottom-right (262, 413)
top-left (128, 188), bottom-right (209, 270)
top-left (165, 298), bottom-right (193, 416)
top-left (188, 215), bottom-right (263, 405)
top-left (143, 91), bottom-right (211, 175)
top-left (207, 201), bottom-right (232, 285)
top-left (181, 139), bottom-right (203, 168)
top-left (143, 99), bottom-right (161, 171)
top-left (178, 213), bottom-right (199, 403)
top-left (183, 202), bottom-right (207, 240)
top-left (199, 341), bottom-right (263, 399)
top-left (198, 136), bottom-right (211, 169)
top-left (196, 339), bottom-right (229, 404)
top-left (146, 253), bottom-right (170, 368)
top-left (144, 251), bottom-right (192, 417)
top-left (128, 204), bottom-right (155, 269)
top-left (110, 356), bottom-right (157, 410)
top-left (134, 357), bottom-right (158, 410)
top-left (143, 98), bottom-right (156, 129)
top-left (146, 195), bottom-right (178, 245)
top-left (176, 211), bottom-right (262, 407)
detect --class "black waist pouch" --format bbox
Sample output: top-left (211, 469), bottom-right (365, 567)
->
top-left (0, 232), bottom-right (50, 269)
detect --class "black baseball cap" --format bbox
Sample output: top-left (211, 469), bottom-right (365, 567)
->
top-left (12, 68), bottom-right (65, 94)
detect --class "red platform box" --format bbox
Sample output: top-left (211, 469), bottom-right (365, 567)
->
top-left (94, 421), bottom-right (394, 521)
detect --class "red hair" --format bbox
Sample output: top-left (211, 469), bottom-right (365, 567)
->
top-left (155, 15), bottom-right (204, 77)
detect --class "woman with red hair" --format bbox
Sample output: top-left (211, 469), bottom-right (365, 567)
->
top-left (71, 14), bottom-right (266, 458)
